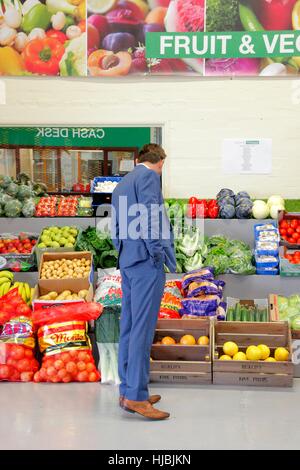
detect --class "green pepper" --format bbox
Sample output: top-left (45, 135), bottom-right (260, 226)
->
top-left (22, 4), bottom-right (51, 35)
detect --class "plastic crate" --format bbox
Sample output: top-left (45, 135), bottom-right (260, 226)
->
top-left (95, 306), bottom-right (121, 344)
top-left (91, 177), bottom-right (122, 194)
top-left (280, 246), bottom-right (300, 277)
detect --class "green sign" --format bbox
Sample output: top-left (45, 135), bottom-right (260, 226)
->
top-left (146, 31), bottom-right (300, 59)
top-left (0, 127), bottom-right (151, 149)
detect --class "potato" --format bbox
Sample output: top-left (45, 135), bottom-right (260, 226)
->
top-left (78, 289), bottom-right (88, 299)
top-left (48, 292), bottom-right (58, 300)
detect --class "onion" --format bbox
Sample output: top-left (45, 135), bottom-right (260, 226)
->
top-left (252, 200), bottom-right (270, 219)
top-left (206, 58), bottom-right (260, 76)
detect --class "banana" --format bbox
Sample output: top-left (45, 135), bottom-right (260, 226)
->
top-left (31, 287), bottom-right (35, 300)
top-left (1, 282), bottom-right (11, 296)
top-left (0, 284), bottom-right (4, 297)
top-left (24, 283), bottom-right (31, 302)
top-left (0, 271), bottom-right (13, 281)
top-left (0, 277), bottom-right (12, 286)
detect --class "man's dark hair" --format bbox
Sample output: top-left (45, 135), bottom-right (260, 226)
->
top-left (138, 144), bottom-right (166, 163)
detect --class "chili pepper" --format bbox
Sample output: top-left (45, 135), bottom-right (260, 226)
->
top-left (46, 29), bottom-right (67, 44)
top-left (252, 0), bottom-right (297, 31)
top-left (22, 37), bottom-right (65, 75)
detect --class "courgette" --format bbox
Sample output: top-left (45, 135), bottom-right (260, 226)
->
top-left (235, 303), bottom-right (241, 322)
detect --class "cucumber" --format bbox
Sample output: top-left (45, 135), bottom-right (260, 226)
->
top-left (241, 306), bottom-right (247, 322)
top-left (244, 306), bottom-right (251, 322)
top-left (261, 308), bottom-right (269, 322)
top-left (235, 303), bottom-right (241, 322)
top-left (226, 307), bottom-right (234, 322)
top-left (250, 306), bottom-right (256, 322)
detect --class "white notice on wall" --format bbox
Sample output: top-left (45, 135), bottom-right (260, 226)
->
top-left (222, 139), bottom-right (272, 175)
top-left (0, 81), bottom-right (6, 105)
top-left (119, 159), bottom-right (134, 172)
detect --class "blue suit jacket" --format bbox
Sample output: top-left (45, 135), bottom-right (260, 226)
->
top-left (111, 164), bottom-right (176, 272)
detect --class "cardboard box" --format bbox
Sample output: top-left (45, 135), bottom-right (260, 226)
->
top-left (35, 228), bottom-right (80, 267)
top-left (279, 246), bottom-right (300, 277)
top-left (32, 281), bottom-right (93, 311)
top-left (39, 251), bottom-right (93, 293)
top-left (226, 297), bottom-right (269, 322)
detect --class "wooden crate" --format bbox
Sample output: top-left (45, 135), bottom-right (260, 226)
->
top-left (150, 318), bottom-right (212, 384)
top-left (213, 321), bottom-right (293, 387)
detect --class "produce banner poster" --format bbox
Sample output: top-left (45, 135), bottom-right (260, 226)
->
top-left (0, 0), bottom-right (300, 77)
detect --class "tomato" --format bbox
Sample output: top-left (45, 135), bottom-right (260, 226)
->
top-left (77, 351), bottom-right (89, 362)
top-left (0, 365), bottom-right (10, 379)
top-left (17, 358), bottom-right (31, 372)
top-left (57, 368), bottom-right (67, 379)
top-left (86, 362), bottom-right (96, 373)
top-left (46, 366), bottom-right (56, 377)
top-left (24, 348), bottom-right (34, 359)
top-left (88, 371), bottom-right (99, 382)
top-left (66, 361), bottom-right (77, 374)
top-left (287, 228), bottom-right (294, 236)
top-left (10, 344), bottom-right (25, 360)
top-left (60, 352), bottom-right (71, 363)
top-left (280, 228), bottom-right (287, 236)
top-left (77, 361), bottom-right (86, 371)
top-left (62, 373), bottom-right (72, 383)
top-left (77, 370), bottom-right (88, 382)
top-left (20, 371), bottom-right (33, 382)
top-left (54, 359), bottom-right (64, 370)
top-left (33, 372), bottom-right (41, 383)
top-left (291, 220), bottom-right (298, 229)
top-left (292, 232), bottom-right (299, 240)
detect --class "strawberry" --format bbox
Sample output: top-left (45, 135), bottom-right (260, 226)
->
top-left (149, 58), bottom-right (174, 74)
top-left (131, 46), bottom-right (148, 73)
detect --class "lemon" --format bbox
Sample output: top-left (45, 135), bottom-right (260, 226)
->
top-left (274, 347), bottom-right (289, 362)
top-left (292, 0), bottom-right (300, 29)
top-left (219, 355), bottom-right (232, 361)
top-left (87, 0), bottom-right (117, 14)
top-left (223, 341), bottom-right (238, 357)
top-left (246, 346), bottom-right (262, 361)
top-left (233, 352), bottom-right (247, 361)
top-left (257, 344), bottom-right (270, 360)
top-left (197, 336), bottom-right (209, 346)
top-left (265, 357), bottom-right (276, 362)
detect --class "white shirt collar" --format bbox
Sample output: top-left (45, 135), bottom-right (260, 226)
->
top-left (137, 163), bottom-right (151, 170)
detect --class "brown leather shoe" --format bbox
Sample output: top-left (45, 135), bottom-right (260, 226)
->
top-left (121, 399), bottom-right (170, 420)
top-left (119, 394), bottom-right (161, 406)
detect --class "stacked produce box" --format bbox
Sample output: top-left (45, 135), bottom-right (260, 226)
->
top-left (254, 223), bottom-right (280, 275)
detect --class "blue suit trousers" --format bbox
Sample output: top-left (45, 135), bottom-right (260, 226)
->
top-left (119, 258), bottom-right (166, 401)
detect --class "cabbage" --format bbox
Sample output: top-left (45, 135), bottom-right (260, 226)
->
top-left (217, 188), bottom-right (235, 199)
top-left (291, 316), bottom-right (300, 331)
top-left (288, 295), bottom-right (300, 308)
top-left (218, 196), bottom-right (235, 207)
top-left (270, 204), bottom-right (285, 219)
top-left (220, 204), bottom-right (236, 219)
top-left (252, 200), bottom-right (269, 219)
top-left (0, 193), bottom-right (12, 206)
top-left (4, 199), bottom-right (22, 217)
top-left (0, 175), bottom-right (12, 189)
top-left (6, 182), bottom-right (19, 197)
top-left (17, 184), bottom-right (32, 200)
top-left (267, 195), bottom-right (285, 208)
top-left (21, 198), bottom-right (35, 217)
top-left (277, 295), bottom-right (289, 311)
top-left (236, 204), bottom-right (253, 219)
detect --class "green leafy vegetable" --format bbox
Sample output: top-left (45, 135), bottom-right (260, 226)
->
top-left (100, 250), bottom-right (118, 269)
top-left (206, 0), bottom-right (240, 32)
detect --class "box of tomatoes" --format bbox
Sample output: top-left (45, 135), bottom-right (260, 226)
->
top-left (0, 232), bottom-right (38, 264)
top-left (280, 246), bottom-right (300, 277)
top-left (278, 211), bottom-right (300, 249)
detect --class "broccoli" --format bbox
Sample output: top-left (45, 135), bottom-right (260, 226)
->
top-left (206, 0), bottom-right (240, 32)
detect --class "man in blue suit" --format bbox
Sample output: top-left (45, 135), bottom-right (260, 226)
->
top-left (111, 144), bottom-right (176, 420)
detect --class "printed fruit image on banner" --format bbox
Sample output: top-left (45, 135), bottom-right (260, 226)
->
top-left (205, 0), bottom-right (300, 77)
top-left (87, 0), bottom-right (205, 76)
top-left (0, 0), bottom-right (87, 76)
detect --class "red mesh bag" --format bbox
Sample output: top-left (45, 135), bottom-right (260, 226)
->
top-left (0, 289), bottom-right (39, 382)
top-left (33, 302), bottom-right (103, 383)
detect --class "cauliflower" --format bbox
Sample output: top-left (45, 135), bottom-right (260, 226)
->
top-left (59, 32), bottom-right (86, 77)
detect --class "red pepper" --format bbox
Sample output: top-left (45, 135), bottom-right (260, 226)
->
top-left (208, 205), bottom-right (219, 219)
top-left (187, 197), bottom-right (198, 218)
top-left (22, 38), bottom-right (65, 75)
top-left (253, 0), bottom-right (297, 31)
top-left (197, 199), bottom-right (209, 218)
top-left (46, 29), bottom-right (67, 44)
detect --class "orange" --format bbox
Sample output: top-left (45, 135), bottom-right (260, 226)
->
top-left (180, 334), bottom-right (196, 346)
top-left (197, 336), bottom-right (209, 345)
top-left (161, 336), bottom-right (176, 345)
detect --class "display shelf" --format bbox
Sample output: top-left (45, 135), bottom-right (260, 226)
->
top-left (13, 272), bottom-right (300, 298)
top-left (204, 219), bottom-right (275, 245)
top-left (0, 217), bottom-right (96, 232)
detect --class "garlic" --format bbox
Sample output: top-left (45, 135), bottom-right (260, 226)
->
top-left (4, 6), bottom-right (22, 29)
top-left (28, 27), bottom-right (46, 41)
top-left (66, 25), bottom-right (81, 40)
top-left (0, 25), bottom-right (17, 46)
top-left (14, 32), bottom-right (29, 52)
top-left (51, 11), bottom-right (66, 31)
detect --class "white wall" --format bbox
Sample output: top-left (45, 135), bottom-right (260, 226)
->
top-left (1, 77), bottom-right (300, 198)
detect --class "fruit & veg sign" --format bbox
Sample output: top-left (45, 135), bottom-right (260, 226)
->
top-left (1, 0), bottom-right (300, 77)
